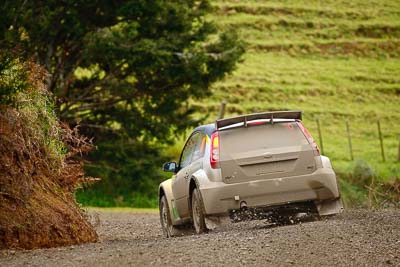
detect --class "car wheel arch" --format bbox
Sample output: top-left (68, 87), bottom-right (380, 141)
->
top-left (159, 187), bottom-right (165, 201)
top-left (188, 178), bottom-right (198, 215)
top-left (188, 175), bottom-right (208, 217)
top-left (187, 169), bottom-right (209, 215)
top-left (158, 179), bottom-right (177, 225)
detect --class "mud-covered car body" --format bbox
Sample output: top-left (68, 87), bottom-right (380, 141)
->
top-left (159, 111), bottom-right (343, 236)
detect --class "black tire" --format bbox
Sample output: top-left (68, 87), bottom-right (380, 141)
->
top-left (191, 188), bottom-right (207, 234)
top-left (159, 195), bottom-right (181, 238)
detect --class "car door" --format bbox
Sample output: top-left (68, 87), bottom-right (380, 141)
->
top-left (172, 132), bottom-right (205, 219)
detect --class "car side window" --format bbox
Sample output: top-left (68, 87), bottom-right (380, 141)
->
top-left (191, 133), bottom-right (206, 162)
top-left (179, 133), bottom-right (198, 169)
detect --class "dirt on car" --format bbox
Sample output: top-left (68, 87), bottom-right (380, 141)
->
top-left (1, 209), bottom-right (399, 266)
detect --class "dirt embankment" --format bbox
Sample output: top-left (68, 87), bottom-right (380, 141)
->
top-left (0, 108), bottom-right (98, 249)
top-left (1, 209), bottom-right (399, 266)
top-left (0, 61), bottom-right (97, 249)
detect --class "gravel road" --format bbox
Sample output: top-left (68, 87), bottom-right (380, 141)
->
top-left (1, 209), bottom-right (399, 266)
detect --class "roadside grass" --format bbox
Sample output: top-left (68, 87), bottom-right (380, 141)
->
top-left (77, 190), bottom-right (159, 208)
top-left (84, 207), bottom-right (158, 213)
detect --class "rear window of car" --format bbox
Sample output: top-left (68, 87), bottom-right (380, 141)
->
top-left (220, 122), bottom-right (308, 153)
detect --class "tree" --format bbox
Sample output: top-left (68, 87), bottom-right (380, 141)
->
top-left (1, 0), bottom-right (244, 205)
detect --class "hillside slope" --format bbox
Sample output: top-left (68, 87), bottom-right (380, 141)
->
top-left (201, 0), bottom-right (400, 181)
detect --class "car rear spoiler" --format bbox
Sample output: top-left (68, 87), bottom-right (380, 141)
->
top-left (216, 110), bottom-right (302, 130)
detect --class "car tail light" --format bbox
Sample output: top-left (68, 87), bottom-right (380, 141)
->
top-left (210, 132), bottom-right (220, 169)
top-left (296, 122), bottom-right (320, 156)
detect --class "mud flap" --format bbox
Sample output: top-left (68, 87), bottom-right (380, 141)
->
top-left (316, 198), bottom-right (344, 216)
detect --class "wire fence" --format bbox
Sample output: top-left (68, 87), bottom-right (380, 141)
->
top-left (314, 118), bottom-right (399, 163)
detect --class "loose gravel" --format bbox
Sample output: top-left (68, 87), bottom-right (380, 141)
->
top-left (1, 209), bottom-right (399, 267)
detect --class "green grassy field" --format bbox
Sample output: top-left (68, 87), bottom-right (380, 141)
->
top-left (188, 0), bottom-right (400, 185)
top-left (85, 207), bottom-right (158, 213)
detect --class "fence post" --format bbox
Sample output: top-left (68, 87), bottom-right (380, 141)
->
top-left (218, 101), bottom-right (226, 119)
top-left (316, 118), bottom-right (324, 155)
top-left (377, 119), bottom-right (385, 162)
top-left (398, 134), bottom-right (400, 162)
top-left (346, 120), bottom-right (354, 161)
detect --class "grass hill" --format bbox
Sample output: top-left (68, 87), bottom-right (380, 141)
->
top-left (189, 0), bottom-right (400, 205)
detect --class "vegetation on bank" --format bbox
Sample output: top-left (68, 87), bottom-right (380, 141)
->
top-left (0, 54), bottom-right (97, 249)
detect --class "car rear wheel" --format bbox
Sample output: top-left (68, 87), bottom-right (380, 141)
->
top-left (191, 188), bottom-right (207, 234)
top-left (160, 195), bottom-right (183, 238)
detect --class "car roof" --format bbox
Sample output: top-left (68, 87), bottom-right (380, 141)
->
top-left (193, 123), bottom-right (216, 137)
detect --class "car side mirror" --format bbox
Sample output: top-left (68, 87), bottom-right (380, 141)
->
top-left (163, 162), bottom-right (177, 173)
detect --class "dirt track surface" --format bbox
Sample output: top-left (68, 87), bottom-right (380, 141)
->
top-left (1, 209), bottom-right (399, 267)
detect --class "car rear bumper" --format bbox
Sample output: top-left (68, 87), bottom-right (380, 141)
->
top-left (199, 167), bottom-right (341, 215)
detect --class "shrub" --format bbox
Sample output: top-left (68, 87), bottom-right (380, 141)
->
top-left (0, 53), bottom-right (29, 106)
top-left (350, 159), bottom-right (376, 187)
